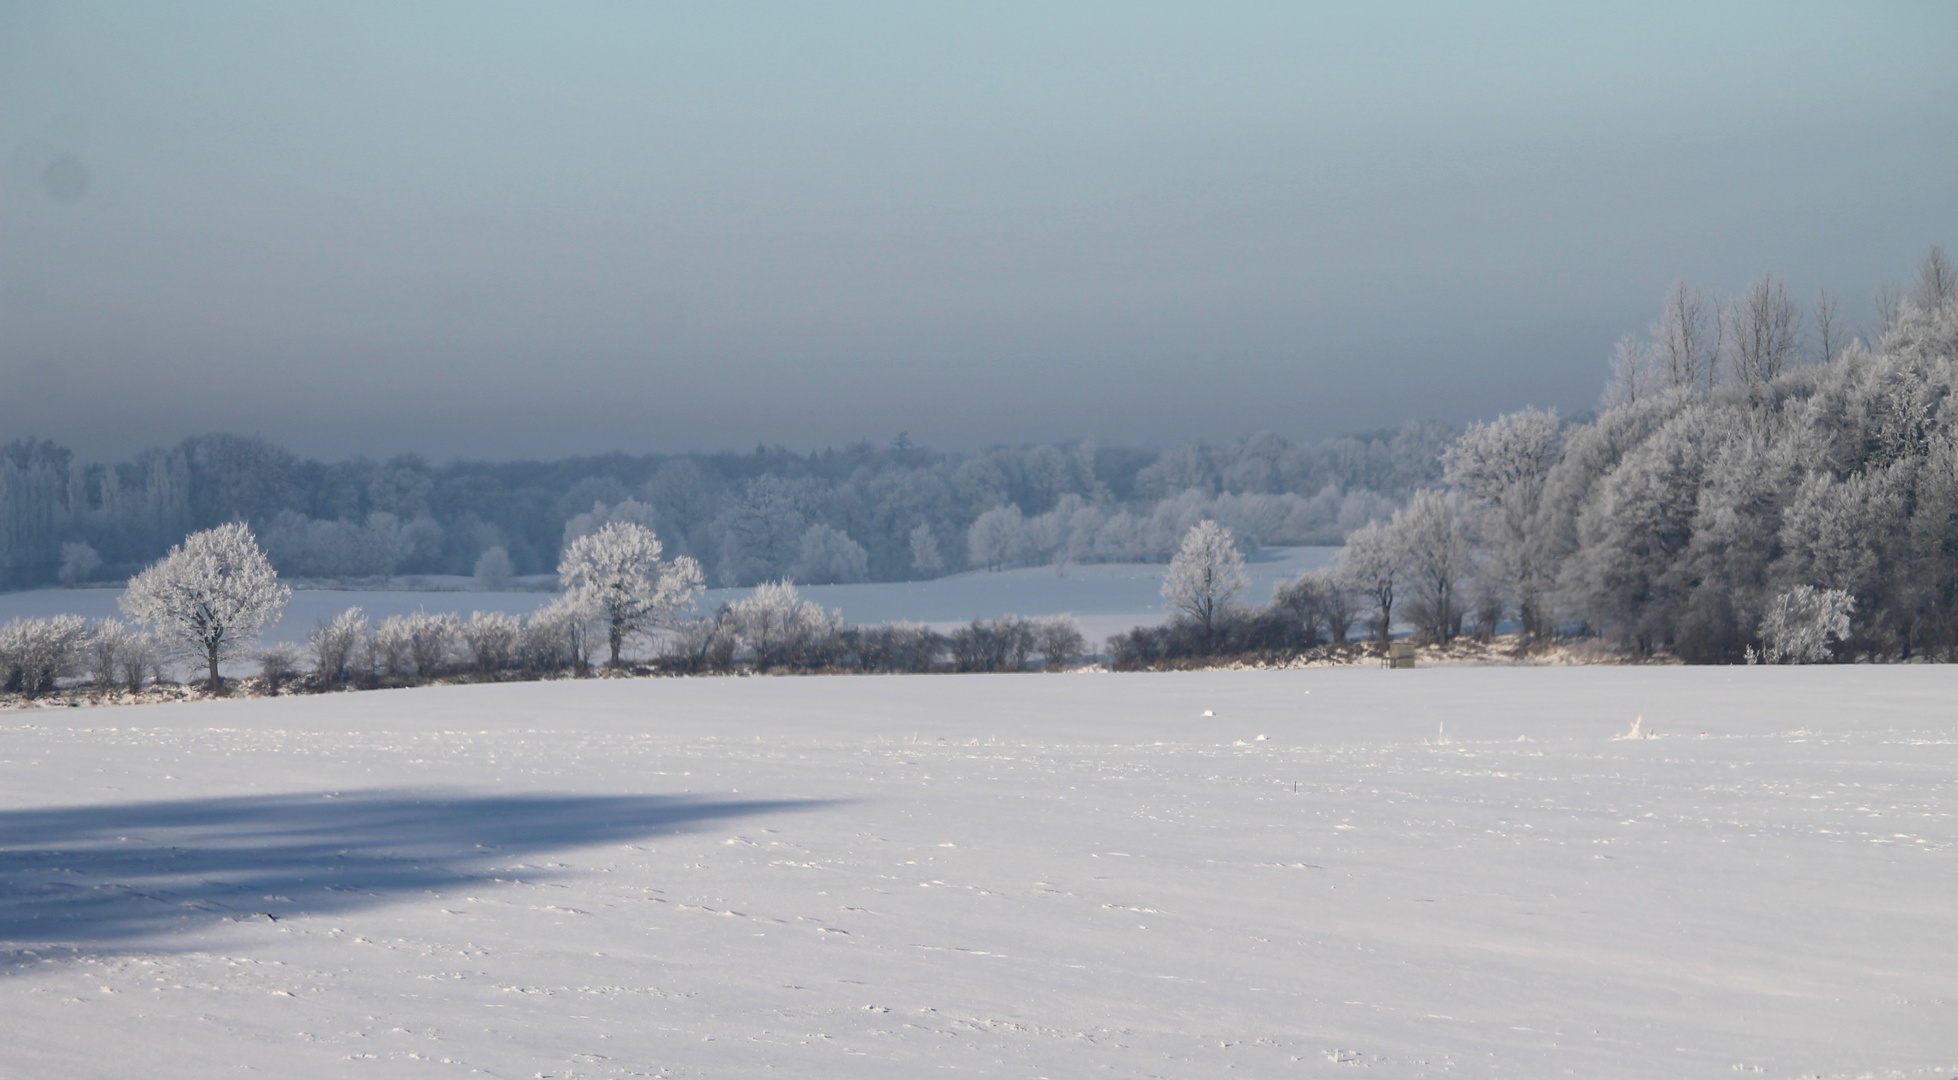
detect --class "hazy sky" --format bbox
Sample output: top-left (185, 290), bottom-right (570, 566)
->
top-left (2, 2), bottom-right (1954, 462)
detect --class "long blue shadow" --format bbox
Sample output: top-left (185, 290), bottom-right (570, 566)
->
top-left (0, 789), bottom-right (830, 950)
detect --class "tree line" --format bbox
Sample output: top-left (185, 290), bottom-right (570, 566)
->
top-left (0, 519), bottom-right (1096, 700)
top-left (0, 424), bottom-right (1452, 592)
top-left (1108, 247), bottom-right (1958, 666)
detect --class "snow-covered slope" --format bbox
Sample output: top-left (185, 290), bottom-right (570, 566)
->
top-left (2, 666), bottom-right (1951, 1077)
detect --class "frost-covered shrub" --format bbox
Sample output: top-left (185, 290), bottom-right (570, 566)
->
top-left (312, 607), bottom-right (368, 686)
top-left (729, 581), bottom-right (842, 669)
top-left (0, 615), bottom-right (90, 697)
top-left (403, 612), bottom-right (460, 679)
top-left (1758, 585), bottom-right (1853, 664)
top-left (461, 611), bottom-right (522, 675)
top-left (368, 616), bottom-right (416, 681)
top-left (523, 596), bottom-right (598, 674)
top-left (255, 643), bottom-right (303, 691)
top-left (85, 619), bottom-right (160, 693)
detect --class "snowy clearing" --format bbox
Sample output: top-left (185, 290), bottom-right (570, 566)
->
top-left (1, 666), bottom-right (1952, 1078)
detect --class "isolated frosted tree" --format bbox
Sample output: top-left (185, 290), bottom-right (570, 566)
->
top-left (1162, 520), bottom-right (1248, 647)
top-left (121, 523), bottom-right (291, 693)
top-left (909, 522), bottom-right (943, 574)
top-left (557, 521), bottom-right (704, 667)
top-left (1443, 408), bottom-right (1562, 639)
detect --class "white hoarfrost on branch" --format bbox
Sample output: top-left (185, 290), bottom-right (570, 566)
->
top-left (1162, 519), bottom-right (1248, 643)
top-left (120, 523), bottom-right (291, 693)
top-left (557, 521), bottom-right (704, 667)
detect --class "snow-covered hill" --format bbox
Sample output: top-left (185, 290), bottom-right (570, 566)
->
top-left (1, 666), bottom-right (1951, 1077)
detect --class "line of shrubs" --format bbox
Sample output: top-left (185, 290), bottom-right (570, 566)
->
top-left (0, 602), bottom-right (1095, 702)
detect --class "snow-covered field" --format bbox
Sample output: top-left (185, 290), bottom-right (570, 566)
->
top-left (0, 546), bottom-right (1340, 651)
top-left (2, 666), bottom-right (1952, 1078)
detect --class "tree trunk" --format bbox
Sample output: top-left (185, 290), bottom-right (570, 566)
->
top-left (609, 619), bottom-right (625, 668)
top-left (206, 640), bottom-right (223, 695)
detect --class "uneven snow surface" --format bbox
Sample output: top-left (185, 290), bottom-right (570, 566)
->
top-left (1, 667), bottom-right (1953, 1078)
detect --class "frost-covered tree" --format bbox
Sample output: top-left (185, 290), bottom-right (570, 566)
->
top-left (562, 498), bottom-right (658, 550)
top-left (120, 523), bottom-right (290, 693)
top-left (1758, 586), bottom-right (1853, 663)
top-left (1162, 520), bottom-right (1247, 647)
top-left (58, 541), bottom-right (101, 587)
top-left (908, 522), bottom-right (943, 574)
top-left (794, 524), bottom-right (869, 584)
top-left (557, 521), bottom-right (704, 667)
top-left (1443, 408), bottom-right (1562, 639)
top-left (1338, 519), bottom-right (1403, 644)
top-left (473, 545), bottom-right (514, 590)
top-left (1725, 272), bottom-right (1802, 393)
top-left (967, 505), bottom-right (1026, 572)
top-left (1391, 490), bottom-right (1474, 643)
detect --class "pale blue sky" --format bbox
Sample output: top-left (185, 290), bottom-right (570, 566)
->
top-left (2, 2), bottom-right (1953, 460)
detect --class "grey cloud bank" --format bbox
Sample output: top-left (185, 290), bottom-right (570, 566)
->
top-left (1, 2), bottom-right (1953, 461)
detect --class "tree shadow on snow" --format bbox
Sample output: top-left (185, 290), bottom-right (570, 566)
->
top-left (0, 789), bottom-right (832, 959)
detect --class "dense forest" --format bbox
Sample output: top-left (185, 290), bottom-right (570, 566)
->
top-left (0, 422), bottom-right (1453, 590)
top-left (1236, 247), bottom-right (1958, 664)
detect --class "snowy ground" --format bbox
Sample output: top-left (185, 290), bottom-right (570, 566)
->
top-left (1, 666), bottom-right (1952, 1078)
top-left (0, 547), bottom-right (1340, 652)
